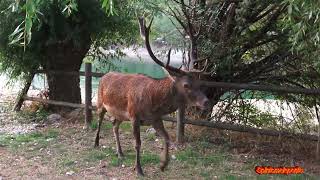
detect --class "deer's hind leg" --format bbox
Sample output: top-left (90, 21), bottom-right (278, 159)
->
top-left (132, 118), bottom-right (144, 176)
top-left (112, 119), bottom-right (124, 158)
top-left (95, 107), bottom-right (106, 147)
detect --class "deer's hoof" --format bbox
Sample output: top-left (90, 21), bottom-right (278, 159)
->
top-left (160, 166), bottom-right (165, 172)
top-left (118, 154), bottom-right (124, 159)
top-left (94, 143), bottom-right (99, 148)
top-left (134, 166), bottom-right (144, 176)
top-left (160, 160), bottom-right (168, 172)
top-left (117, 150), bottom-right (124, 158)
top-left (160, 164), bottom-right (167, 172)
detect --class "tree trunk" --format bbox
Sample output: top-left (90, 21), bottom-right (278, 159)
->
top-left (43, 40), bottom-right (90, 111)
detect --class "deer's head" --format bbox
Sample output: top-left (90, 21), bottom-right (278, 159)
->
top-left (139, 17), bottom-right (209, 110)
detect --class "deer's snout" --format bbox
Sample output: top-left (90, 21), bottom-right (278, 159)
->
top-left (196, 96), bottom-right (210, 110)
top-left (203, 99), bottom-right (210, 108)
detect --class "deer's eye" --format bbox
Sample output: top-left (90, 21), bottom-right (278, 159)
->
top-left (183, 83), bottom-right (190, 89)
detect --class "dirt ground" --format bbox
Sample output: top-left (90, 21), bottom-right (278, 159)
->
top-left (0, 94), bottom-right (320, 179)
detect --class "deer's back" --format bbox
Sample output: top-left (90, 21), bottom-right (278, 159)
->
top-left (98, 72), bottom-right (173, 121)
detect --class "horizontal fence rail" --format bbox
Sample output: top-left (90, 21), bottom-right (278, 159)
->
top-left (201, 81), bottom-right (320, 95)
top-left (23, 96), bottom-right (96, 109)
top-left (35, 70), bottom-right (105, 77)
top-left (162, 116), bottom-right (319, 142)
top-left (13, 63), bottom-right (320, 145)
top-left (36, 69), bottom-right (320, 95)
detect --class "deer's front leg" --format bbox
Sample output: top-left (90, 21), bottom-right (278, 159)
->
top-left (152, 120), bottom-right (170, 171)
top-left (132, 119), bottom-right (144, 176)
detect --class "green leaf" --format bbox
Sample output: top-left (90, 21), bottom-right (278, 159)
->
top-left (9, 32), bottom-right (24, 45)
top-left (9, 21), bottom-right (24, 38)
top-left (25, 18), bottom-right (32, 33)
top-left (102, 0), bottom-right (109, 8)
top-left (288, 4), bottom-right (292, 15)
top-left (308, 11), bottom-right (313, 20)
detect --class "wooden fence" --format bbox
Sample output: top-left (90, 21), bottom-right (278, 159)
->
top-left (13, 63), bottom-right (103, 127)
top-left (13, 62), bottom-right (320, 144)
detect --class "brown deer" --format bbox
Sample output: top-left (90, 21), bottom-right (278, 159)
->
top-left (94, 17), bottom-right (209, 176)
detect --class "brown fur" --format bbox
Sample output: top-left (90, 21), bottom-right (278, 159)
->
top-left (95, 72), bottom-right (208, 176)
top-left (94, 71), bottom-right (209, 175)
top-left (97, 72), bottom-right (181, 122)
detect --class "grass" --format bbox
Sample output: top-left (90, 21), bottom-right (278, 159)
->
top-left (145, 131), bottom-right (157, 141)
top-left (255, 174), bottom-right (318, 180)
top-left (16, 129), bottom-right (58, 142)
top-left (89, 118), bottom-right (135, 131)
top-left (120, 122), bottom-right (131, 131)
top-left (176, 146), bottom-right (229, 168)
top-left (90, 119), bottom-right (113, 130)
top-left (90, 118), bottom-right (132, 131)
top-left (0, 121), bottom-right (319, 179)
top-left (84, 147), bottom-right (160, 168)
top-left (16, 107), bottom-right (50, 123)
top-left (85, 148), bottom-right (113, 162)
top-left (61, 158), bottom-right (77, 167)
top-left (0, 128), bottom-right (59, 152)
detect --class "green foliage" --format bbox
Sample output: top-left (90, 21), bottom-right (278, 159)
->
top-left (218, 98), bottom-right (318, 134)
top-left (6, 0), bottom-right (41, 49)
top-left (282, 0), bottom-right (320, 50)
top-left (236, 103), bottom-right (277, 128)
top-left (101, 0), bottom-right (116, 16)
top-left (61, 0), bottom-right (78, 17)
top-left (140, 0), bottom-right (320, 126)
top-left (0, 0), bottom-right (139, 79)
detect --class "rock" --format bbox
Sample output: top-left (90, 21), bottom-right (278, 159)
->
top-left (146, 128), bottom-right (156, 134)
top-left (47, 114), bottom-right (62, 123)
top-left (171, 155), bottom-right (176, 160)
top-left (46, 138), bottom-right (53, 142)
top-left (66, 171), bottom-right (75, 176)
top-left (34, 124), bottom-right (45, 128)
top-left (66, 108), bottom-right (84, 123)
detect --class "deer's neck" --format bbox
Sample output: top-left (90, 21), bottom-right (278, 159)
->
top-left (151, 77), bottom-right (183, 115)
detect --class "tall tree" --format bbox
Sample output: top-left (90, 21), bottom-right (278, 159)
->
top-left (149, 0), bottom-right (320, 119)
top-left (0, 0), bottom-right (138, 109)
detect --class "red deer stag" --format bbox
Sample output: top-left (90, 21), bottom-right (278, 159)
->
top-left (94, 17), bottom-right (209, 176)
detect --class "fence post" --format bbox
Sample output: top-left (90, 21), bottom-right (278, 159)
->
top-left (13, 72), bottom-right (35, 111)
top-left (85, 62), bottom-right (92, 128)
top-left (176, 106), bottom-right (185, 143)
top-left (315, 102), bottom-right (320, 161)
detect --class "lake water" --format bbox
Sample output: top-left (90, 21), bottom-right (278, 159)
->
top-left (80, 58), bottom-right (167, 91)
top-left (26, 57), bottom-right (168, 103)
